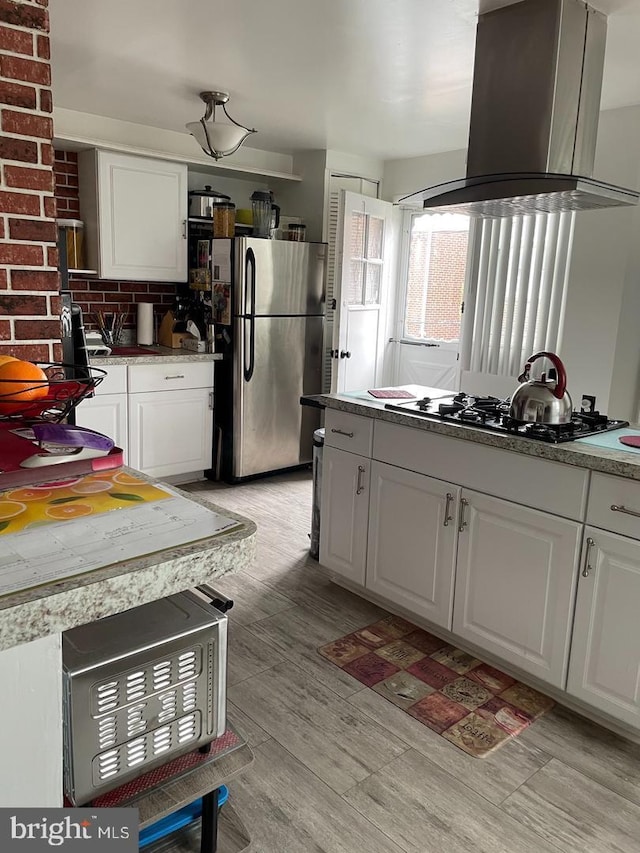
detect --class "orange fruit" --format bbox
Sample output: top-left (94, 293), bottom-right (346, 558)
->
top-left (45, 503), bottom-right (93, 520)
top-left (112, 471), bottom-right (143, 486)
top-left (0, 500), bottom-right (27, 521)
top-left (6, 488), bottom-right (52, 501)
top-left (0, 360), bottom-right (49, 415)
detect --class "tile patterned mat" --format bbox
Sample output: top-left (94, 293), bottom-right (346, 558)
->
top-left (319, 615), bottom-right (555, 758)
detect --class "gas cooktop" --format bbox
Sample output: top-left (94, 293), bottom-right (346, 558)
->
top-left (384, 392), bottom-right (628, 443)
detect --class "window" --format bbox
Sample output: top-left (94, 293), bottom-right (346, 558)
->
top-left (403, 213), bottom-right (470, 342)
top-left (347, 212), bottom-right (384, 306)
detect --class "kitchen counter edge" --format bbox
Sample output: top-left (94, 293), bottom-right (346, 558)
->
top-left (310, 393), bottom-right (640, 481)
top-left (91, 347), bottom-right (223, 366)
top-left (0, 475), bottom-right (256, 652)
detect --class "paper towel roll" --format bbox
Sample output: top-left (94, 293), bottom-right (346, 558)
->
top-left (137, 302), bottom-right (154, 346)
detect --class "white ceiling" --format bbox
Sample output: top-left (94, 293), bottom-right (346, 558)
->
top-left (49, 0), bottom-right (640, 161)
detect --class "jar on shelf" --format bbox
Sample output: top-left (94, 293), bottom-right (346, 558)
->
top-left (286, 223), bottom-right (306, 242)
top-left (212, 202), bottom-right (236, 238)
top-left (57, 219), bottom-right (85, 269)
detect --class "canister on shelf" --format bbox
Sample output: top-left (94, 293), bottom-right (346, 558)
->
top-left (57, 219), bottom-right (85, 269)
top-left (212, 202), bottom-right (236, 238)
top-left (286, 223), bottom-right (306, 241)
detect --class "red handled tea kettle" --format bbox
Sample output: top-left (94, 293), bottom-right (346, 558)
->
top-left (509, 351), bottom-right (573, 425)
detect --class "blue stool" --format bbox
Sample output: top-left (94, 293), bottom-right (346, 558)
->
top-left (139, 785), bottom-right (229, 850)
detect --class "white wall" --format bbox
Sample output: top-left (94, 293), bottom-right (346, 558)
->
top-left (382, 149), bottom-right (466, 203)
top-left (561, 105), bottom-right (640, 421)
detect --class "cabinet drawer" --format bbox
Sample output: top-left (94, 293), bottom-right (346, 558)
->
top-left (373, 420), bottom-right (589, 520)
top-left (587, 472), bottom-right (640, 538)
top-left (128, 362), bottom-right (214, 393)
top-left (92, 364), bottom-right (127, 395)
top-left (325, 410), bottom-right (373, 457)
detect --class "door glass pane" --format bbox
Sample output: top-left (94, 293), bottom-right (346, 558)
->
top-left (367, 217), bottom-right (384, 260)
top-left (404, 213), bottom-right (470, 342)
top-left (365, 263), bottom-right (381, 305)
top-left (350, 212), bottom-right (366, 259)
top-left (347, 260), bottom-right (364, 304)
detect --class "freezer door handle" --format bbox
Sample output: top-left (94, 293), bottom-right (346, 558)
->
top-left (244, 248), bottom-right (256, 382)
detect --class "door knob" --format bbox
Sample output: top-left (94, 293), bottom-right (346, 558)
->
top-left (340, 350), bottom-right (351, 359)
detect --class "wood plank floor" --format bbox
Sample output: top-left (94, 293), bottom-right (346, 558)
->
top-left (182, 470), bottom-right (640, 853)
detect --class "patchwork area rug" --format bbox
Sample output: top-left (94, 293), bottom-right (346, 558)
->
top-left (319, 615), bottom-right (554, 758)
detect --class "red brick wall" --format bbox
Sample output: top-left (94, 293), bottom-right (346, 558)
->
top-left (0, 0), bottom-right (60, 361)
top-left (53, 149), bottom-right (178, 335)
top-left (406, 230), bottom-right (468, 341)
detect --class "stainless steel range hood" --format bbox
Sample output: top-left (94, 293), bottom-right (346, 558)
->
top-left (401, 0), bottom-right (639, 217)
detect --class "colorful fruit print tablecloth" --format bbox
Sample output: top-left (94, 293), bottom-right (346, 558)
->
top-left (0, 469), bottom-right (170, 535)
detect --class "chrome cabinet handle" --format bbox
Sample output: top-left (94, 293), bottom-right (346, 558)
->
top-left (356, 465), bottom-right (365, 495)
top-left (582, 537), bottom-right (595, 578)
top-left (331, 428), bottom-right (354, 438)
top-left (443, 493), bottom-right (454, 527)
top-left (610, 504), bottom-right (640, 519)
top-left (458, 497), bottom-right (468, 533)
top-left (164, 374), bottom-right (185, 380)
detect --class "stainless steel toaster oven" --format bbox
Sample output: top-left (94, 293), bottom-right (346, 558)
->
top-left (62, 589), bottom-right (228, 805)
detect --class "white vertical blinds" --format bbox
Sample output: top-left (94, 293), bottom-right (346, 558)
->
top-left (461, 210), bottom-right (575, 378)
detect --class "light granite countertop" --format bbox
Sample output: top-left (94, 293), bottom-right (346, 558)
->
top-left (90, 346), bottom-right (224, 366)
top-left (309, 388), bottom-right (640, 482)
top-left (0, 473), bottom-right (256, 653)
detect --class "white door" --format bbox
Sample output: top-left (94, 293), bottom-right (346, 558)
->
top-left (128, 389), bottom-right (212, 478)
top-left (319, 447), bottom-right (369, 585)
top-left (97, 151), bottom-right (188, 282)
top-left (367, 462), bottom-right (459, 629)
top-left (74, 394), bottom-right (128, 459)
top-left (392, 211), bottom-right (470, 390)
top-left (567, 528), bottom-right (640, 728)
top-left (453, 489), bottom-right (581, 687)
top-left (332, 191), bottom-right (394, 393)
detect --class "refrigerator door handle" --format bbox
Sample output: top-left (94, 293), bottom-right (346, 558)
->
top-left (244, 248), bottom-right (256, 382)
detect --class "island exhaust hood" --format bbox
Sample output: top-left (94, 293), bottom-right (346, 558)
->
top-left (401, 0), bottom-right (639, 217)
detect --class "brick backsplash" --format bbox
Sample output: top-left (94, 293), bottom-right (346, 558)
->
top-left (0, 0), bottom-right (61, 362)
top-left (54, 149), bottom-right (178, 338)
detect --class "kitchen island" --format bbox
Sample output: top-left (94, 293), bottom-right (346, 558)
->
top-left (0, 474), bottom-right (256, 806)
top-left (309, 386), bottom-right (640, 738)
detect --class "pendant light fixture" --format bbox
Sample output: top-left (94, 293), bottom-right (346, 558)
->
top-left (186, 91), bottom-right (256, 160)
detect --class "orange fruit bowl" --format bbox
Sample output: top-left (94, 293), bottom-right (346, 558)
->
top-left (0, 362), bottom-right (106, 422)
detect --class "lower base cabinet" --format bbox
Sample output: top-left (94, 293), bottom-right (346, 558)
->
top-left (453, 489), bottom-right (582, 687)
top-left (128, 388), bottom-right (213, 478)
top-left (74, 393), bottom-right (128, 458)
top-left (367, 461), bottom-right (459, 629)
top-left (319, 447), bottom-right (369, 585)
top-left (567, 527), bottom-right (640, 728)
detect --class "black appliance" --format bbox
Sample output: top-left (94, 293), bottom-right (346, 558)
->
top-left (58, 225), bottom-right (90, 378)
top-left (384, 393), bottom-right (628, 443)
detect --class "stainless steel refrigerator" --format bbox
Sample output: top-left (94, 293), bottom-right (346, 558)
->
top-left (210, 237), bottom-right (326, 482)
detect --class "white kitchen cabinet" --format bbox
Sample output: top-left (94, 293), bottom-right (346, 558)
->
top-left (367, 461), bottom-right (459, 629)
top-left (78, 149), bottom-right (188, 282)
top-left (567, 527), bottom-right (640, 728)
top-left (127, 361), bottom-right (214, 478)
top-left (319, 446), bottom-right (369, 585)
top-left (128, 388), bottom-right (213, 478)
top-left (453, 489), bottom-right (582, 687)
top-left (74, 364), bottom-right (128, 458)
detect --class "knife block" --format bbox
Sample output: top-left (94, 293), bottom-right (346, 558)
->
top-left (158, 311), bottom-right (188, 349)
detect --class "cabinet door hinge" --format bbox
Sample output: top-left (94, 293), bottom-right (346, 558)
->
top-left (209, 391), bottom-right (214, 410)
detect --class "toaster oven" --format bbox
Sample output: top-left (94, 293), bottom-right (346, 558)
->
top-left (62, 589), bottom-right (228, 805)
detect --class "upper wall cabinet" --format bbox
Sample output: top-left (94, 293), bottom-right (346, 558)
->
top-left (78, 150), bottom-right (188, 282)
